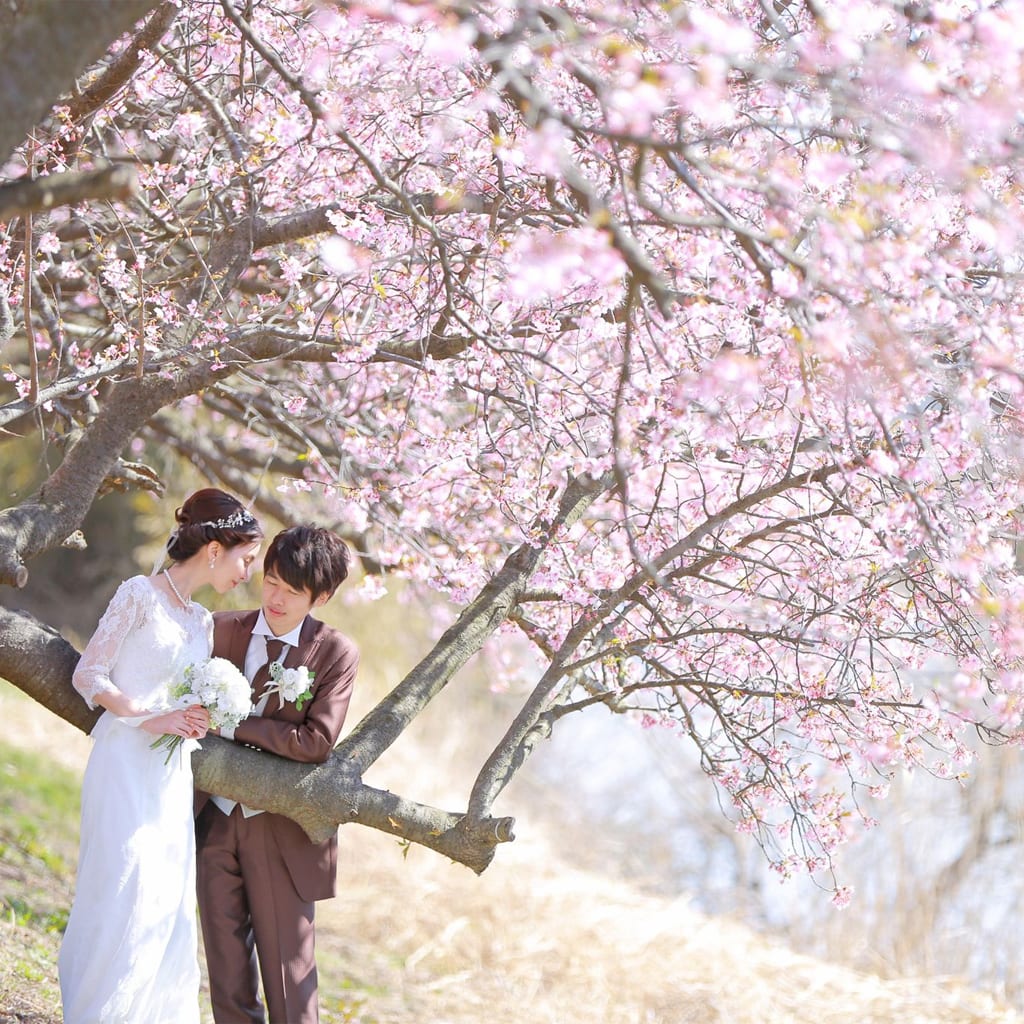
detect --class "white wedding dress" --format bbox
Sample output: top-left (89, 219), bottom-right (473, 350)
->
top-left (59, 574), bottom-right (212, 1024)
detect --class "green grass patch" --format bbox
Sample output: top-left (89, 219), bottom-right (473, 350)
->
top-left (0, 738), bottom-right (80, 933)
top-left (0, 755), bottom-right (80, 869)
top-left (0, 734), bottom-right (79, 1023)
top-left (0, 740), bottom-right (82, 827)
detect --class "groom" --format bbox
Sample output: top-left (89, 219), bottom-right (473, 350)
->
top-left (195, 524), bottom-right (359, 1024)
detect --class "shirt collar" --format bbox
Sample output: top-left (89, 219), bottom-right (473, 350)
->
top-left (252, 609), bottom-right (304, 648)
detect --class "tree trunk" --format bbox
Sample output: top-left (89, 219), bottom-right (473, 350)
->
top-left (0, 0), bottom-right (159, 168)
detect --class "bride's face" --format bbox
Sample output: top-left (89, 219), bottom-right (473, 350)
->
top-left (210, 540), bottom-right (261, 594)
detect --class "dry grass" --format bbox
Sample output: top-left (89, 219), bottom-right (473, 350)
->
top-left (319, 827), bottom-right (1019, 1024)
top-left (0, 680), bottom-right (1019, 1024)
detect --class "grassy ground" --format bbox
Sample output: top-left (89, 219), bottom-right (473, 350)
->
top-left (1, 680), bottom-right (1021, 1024)
top-left (0, 738), bottom-right (78, 1022)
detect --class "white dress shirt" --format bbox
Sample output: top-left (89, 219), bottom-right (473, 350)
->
top-left (211, 611), bottom-right (305, 818)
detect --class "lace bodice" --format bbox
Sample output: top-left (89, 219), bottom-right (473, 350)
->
top-left (72, 574), bottom-right (213, 711)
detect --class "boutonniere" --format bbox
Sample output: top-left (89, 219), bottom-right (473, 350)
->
top-left (266, 662), bottom-right (315, 711)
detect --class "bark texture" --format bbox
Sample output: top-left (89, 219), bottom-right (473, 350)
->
top-left (0, 0), bottom-right (158, 168)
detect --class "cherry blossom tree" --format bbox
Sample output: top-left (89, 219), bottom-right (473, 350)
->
top-left (3, 0), bottom-right (1024, 896)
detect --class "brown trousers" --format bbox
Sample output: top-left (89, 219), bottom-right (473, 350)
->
top-left (196, 803), bottom-right (318, 1024)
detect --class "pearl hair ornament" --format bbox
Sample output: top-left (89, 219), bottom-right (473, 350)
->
top-left (196, 509), bottom-right (258, 531)
top-left (167, 509), bottom-right (256, 553)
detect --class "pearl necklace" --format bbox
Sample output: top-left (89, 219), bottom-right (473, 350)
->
top-left (162, 568), bottom-right (191, 608)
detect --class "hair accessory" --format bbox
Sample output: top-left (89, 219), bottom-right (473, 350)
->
top-left (197, 509), bottom-right (258, 531)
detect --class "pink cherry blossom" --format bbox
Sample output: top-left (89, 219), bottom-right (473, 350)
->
top-left (6, 0), bottom-right (1024, 893)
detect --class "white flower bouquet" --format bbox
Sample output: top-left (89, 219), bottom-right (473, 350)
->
top-left (150, 656), bottom-right (253, 763)
top-left (266, 661), bottom-right (315, 711)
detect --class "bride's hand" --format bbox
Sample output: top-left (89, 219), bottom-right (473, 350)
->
top-left (185, 704), bottom-right (210, 739)
top-left (140, 705), bottom-right (209, 739)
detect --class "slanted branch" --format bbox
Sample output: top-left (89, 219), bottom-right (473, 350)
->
top-left (194, 737), bottom-right (515, 873)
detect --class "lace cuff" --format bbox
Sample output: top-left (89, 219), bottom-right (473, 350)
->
top-left (115, 711), bottom-right (164, 729)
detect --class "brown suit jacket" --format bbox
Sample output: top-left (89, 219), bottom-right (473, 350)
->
top-left (196, 609), bottom-right (359, 901)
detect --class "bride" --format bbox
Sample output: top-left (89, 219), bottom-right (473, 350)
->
top-left (59, 488), bottom-right (262, 1024)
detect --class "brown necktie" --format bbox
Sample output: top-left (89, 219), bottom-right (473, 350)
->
top-left (252, 637), bottom-right (285, 699)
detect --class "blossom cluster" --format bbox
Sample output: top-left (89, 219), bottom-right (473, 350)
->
top-left (7, 0), bottom-right (1024, 888)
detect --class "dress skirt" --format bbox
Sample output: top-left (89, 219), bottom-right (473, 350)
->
top-left (58, 713), bottom-right (201, 1024)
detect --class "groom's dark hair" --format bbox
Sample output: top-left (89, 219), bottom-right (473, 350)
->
top-left (264, 525), bottom-right (352, 602)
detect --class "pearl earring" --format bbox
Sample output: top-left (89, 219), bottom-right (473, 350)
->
top-left (209, 557), bottom-right (216, 569)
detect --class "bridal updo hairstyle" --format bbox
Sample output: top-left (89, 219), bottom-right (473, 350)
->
top-left (264, 524), bottom-right (351, 601)
top-left (167, 488), bottom-right (263, 562)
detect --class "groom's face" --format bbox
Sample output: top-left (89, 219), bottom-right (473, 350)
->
top-left (262, 569), bottom-right (328, 636)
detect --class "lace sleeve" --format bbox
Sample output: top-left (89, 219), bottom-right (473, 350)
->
top-left (72, 576), bottom-right (149, 710)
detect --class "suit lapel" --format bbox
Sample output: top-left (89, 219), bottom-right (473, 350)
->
top-left (232, 611), bottom-right (258, 685)
top-left (284, 615), bottom-right (322, 669)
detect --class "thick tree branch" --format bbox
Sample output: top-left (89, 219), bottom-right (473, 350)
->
top-left (0, 287), bottom-right (13, 345)
top-left (0, 346), bottom-right (242, 586)
top-left (63, 1), bottom-right (180, 125)
top-left (253, 205), bottom-right (344, 250)
top-left (0, 165), bottom-right (139, 223)
top-left (193, 739), bottom-right (514, 873)
top-left (252, 191), bottom-right (497, 251)
top-left (0, 606), bottom-right (96, 731)
top-left (0, 383), bottom-right (177, 586)
top-left (0, 605), bottom-right (512, 872)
